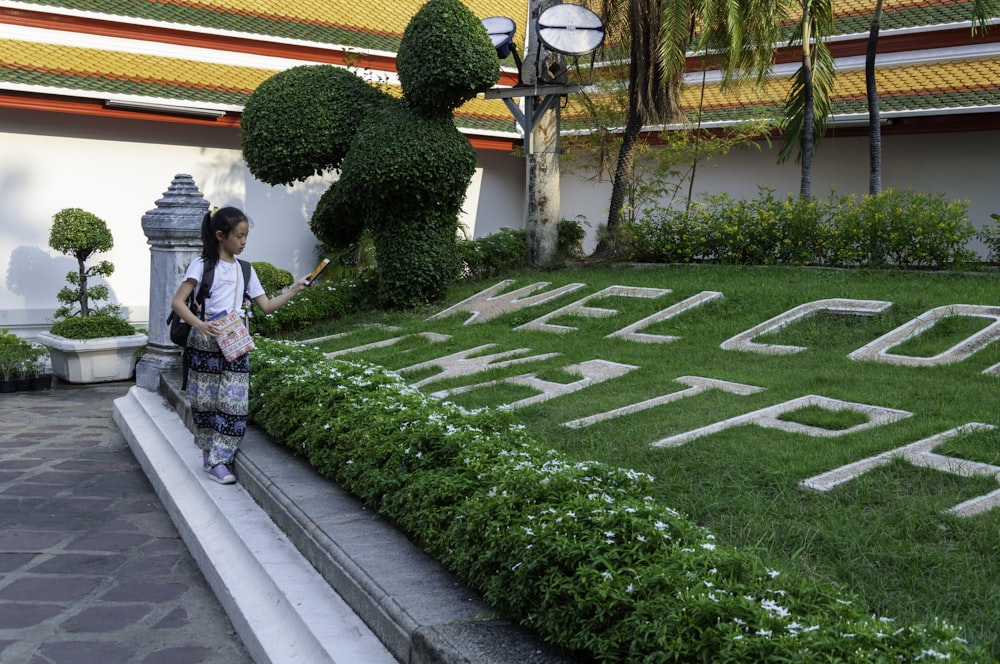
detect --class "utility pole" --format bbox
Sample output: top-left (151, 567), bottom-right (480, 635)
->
top-left (523, 0), bottom-right (564, 267)
top-left (483, 1), bottom-right (603, 266)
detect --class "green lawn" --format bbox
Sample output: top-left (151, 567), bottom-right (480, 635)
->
top-left (296, 264), bottom-right (1000, 653)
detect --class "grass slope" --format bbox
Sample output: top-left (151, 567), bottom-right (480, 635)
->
top-left (295, 264), bottom-right (1000, 654)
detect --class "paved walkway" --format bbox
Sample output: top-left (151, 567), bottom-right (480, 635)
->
top-left (1, 377), bottom-right (570, 664)
top-left (0, 381), bottom-right (251, 664)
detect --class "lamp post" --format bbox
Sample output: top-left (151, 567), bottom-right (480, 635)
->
top-left (483, 3), bottom-right (605, 266)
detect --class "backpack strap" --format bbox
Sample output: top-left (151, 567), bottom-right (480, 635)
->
top-left (237, 259), bottom-right (252, 308)
top-left (179, 260), bottom-right (216, 391)
top-left (194, 260), bottom-right (216, 314)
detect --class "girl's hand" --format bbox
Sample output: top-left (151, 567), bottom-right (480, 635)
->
top-left (196, 318), bottom-right (220, 338)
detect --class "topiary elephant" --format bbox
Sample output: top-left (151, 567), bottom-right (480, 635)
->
top-left (240, 0), bottom-right (500, 308)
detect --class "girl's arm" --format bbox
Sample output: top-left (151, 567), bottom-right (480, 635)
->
top-left (252, 275), bottom-right (310, 315)
top-left (171, 278), bottom-right (220, 338)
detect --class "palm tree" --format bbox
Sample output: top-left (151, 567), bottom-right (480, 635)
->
top-left (595, 0), bottom-right (683, 256)
top-left (597, 0), bottom-right (786, 254)
top-left (866, 0), bottom-right (999, 194)
top-left (777, 0), bottom-right (835, 198)
top-left (865, 0), bottom-right (883, 195)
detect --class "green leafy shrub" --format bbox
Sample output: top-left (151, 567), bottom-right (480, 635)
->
top-left (556, 217), bottom-right (587, 261)
top-left (47, 208), bottom-right (137, 338)
top-left (251, 261), bottom-right (292, 296)
top-left (459, 228), bottom-right (528, 280)
top-left (250, 272), bottom-right (377, 337)
top-left (976, 213), bottom-right (1000, 264)
top-left (626, 188), bottom-right (977, 269)
top-left (240, 65), bottom-right (388, 186)
top-left (49, 314), bottom-right (135, 339)
top-left (0, 329), bottom-right (46, 380)
top-left (248, 338), bottom-right (986, 662)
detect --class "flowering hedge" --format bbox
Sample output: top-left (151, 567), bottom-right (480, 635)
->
top-left (624, 188), bottom-right (978, 269)
top-left (248, 338), bottom-right (986, 662)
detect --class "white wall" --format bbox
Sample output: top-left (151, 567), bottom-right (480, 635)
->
top-left (3, 107), bottom-right (997, 337)
top-left (0, 109), bottom-right (328, 335)
top-left (0, 109), bottom-right (523, 336)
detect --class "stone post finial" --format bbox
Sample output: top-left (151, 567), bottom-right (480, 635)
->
top-left (135, 174), bottom-right (210, 391)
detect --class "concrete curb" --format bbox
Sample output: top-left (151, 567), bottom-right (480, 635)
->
top-left (121, 376), bottom-right (574, 664)
top-left (112, 386), bottom-right (397, 664)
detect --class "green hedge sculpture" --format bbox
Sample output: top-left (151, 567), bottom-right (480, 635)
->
top-left (241, 0), bottom-right (499, 308)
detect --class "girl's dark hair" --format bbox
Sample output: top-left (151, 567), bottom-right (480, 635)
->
top-left (200, 206), bottom-right (249, 267)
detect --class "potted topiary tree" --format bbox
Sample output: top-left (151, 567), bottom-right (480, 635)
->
top-left (36, 208), bottom-right (147, 383)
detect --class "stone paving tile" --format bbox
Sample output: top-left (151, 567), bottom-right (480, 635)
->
top-left (0, 381), bottom-right (251, 664)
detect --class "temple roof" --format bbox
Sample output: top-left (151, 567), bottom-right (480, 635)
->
top-left (1, 0), bottom-right (998, 145)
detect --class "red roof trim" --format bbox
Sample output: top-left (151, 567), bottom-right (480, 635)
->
top-left (0, 7), bottom-right (398, 72)
top-left (0, 91), bottom-right (243, 126)
top-left (0, 91), bottom-right (523, 149)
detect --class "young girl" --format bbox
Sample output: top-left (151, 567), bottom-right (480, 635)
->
top-left (171, 206), bottom-right (309, 484)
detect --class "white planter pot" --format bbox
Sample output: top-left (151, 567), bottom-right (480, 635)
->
top-left (37, 331), bottom-right (148, 384)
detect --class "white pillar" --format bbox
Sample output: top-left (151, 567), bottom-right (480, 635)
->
top-left (135, 174), bottom-right (209, 391)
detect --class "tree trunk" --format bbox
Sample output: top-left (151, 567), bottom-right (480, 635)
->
top-left (77, 256), bottom-right (89, 317)
top-left (595, 111), bottom-right (643, 256)
top-left (596, 0), bottom-right (681, 257)
top-left (526, 96), bottom-right (562, 266)
top-left (799, 13), bottom-right (815, 199)
top-left (866, 0), bottom-right (883, 195)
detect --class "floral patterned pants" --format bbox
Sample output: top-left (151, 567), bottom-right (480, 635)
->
top-left (186, 329), bottom-right (250, 467)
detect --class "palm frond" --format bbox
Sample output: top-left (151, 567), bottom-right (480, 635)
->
top-left (696, 0), bottom-right (788, 88)
top-left (970, 0), bottom-right (1000, 33)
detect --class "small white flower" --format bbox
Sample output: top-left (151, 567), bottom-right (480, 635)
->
top-left (701, 543), bottom-right (716, 551)
top-left (601, 571), bottom-right (612, 580)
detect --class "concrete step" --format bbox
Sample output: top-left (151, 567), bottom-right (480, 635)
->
top-left (119, 373), bottom-right (572, 664)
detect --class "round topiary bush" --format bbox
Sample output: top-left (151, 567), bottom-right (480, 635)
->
top-left (48, 207), bottom-right (125, 322)
top-left (396, 0), bottom-right (500, 115)
top-left (240, 65), bottom-right (389, 186)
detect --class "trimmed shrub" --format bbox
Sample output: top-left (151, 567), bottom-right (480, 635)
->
top-left (248, 338), bottom-right (987, 663)
top-left (50, 314), bottom-right (135, 339)
top-left (396, 0), bottom-right (499, 115)
top-left (459, 228), bottom-right (528, 280)
top-left (626, 188), bottom-right (977, 269)
top-left (240, 65), bottom-right (389, 186)
top-left (251, 261), bottom-right (292, 297)
top-left (250, 272), bottom-right (376, 337)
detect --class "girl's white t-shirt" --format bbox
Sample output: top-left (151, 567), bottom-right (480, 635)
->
top-left (183, 257), bottom-right (265, 318)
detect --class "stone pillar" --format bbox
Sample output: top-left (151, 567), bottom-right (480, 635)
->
top-left (135, 174), bottom-right (209, 391)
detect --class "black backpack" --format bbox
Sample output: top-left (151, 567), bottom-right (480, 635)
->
top-left (167, 259), bottom-right (251, 389)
